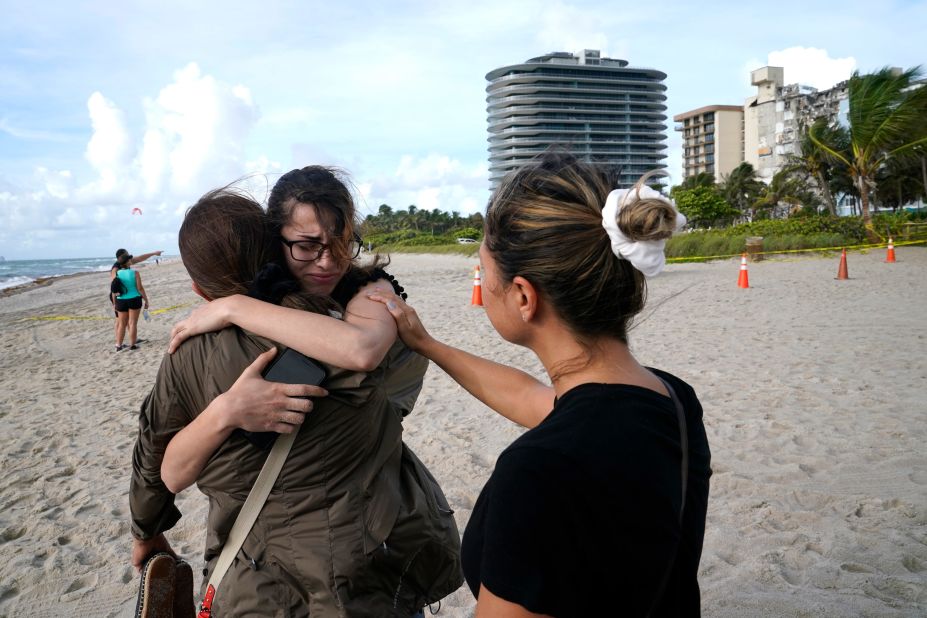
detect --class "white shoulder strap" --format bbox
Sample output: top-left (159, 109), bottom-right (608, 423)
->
top-left (205, 429), bottom-right (297, 594)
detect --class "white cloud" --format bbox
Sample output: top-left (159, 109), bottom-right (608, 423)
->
top-left (244, 155), bottom-right (284, 176)
top-left (535, 1), bottom-right (622, 59)
top-left (360, 154), bottom-right (489, 216)
top-left (143, 63), bottom-right (258, 195)
top-left (54, 207), bottom-right (83, 227)
top-left (0, 64), bottom-right (266, 257)
top-left (396, 154), bottom-right (460, 185)
top-left (258, 107), bottom-right (319, 128)
top-left (34, 167), bottom-right (73, 199)
top-left (767, 47), bottom-right (856, 90)
top-left (85, 92), bottom-right (133, 194)
top-left (69, 63), bottom-right (261, 204)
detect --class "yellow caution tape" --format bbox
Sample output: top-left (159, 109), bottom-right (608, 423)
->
top-left (19, 301), bottom-right (197, 323)
top-left (666, 237), bottom-right (927, 264)
top-left (23, 315), bottom-right (109, 321)
top-left (149, 303), bottom-right (196, 315)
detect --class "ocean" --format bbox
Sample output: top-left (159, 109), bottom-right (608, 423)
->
top-left (0, 257), bottom-right (122, 290)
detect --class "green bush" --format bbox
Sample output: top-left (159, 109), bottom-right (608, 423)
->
top-left (377, 243), bottom-right (480, 256)
top-left (365, 230), bottom-right (419, 246)
top-left (871, 212), bottom-right (916, 237)
top-left (666, 229), bottom-right (857, 258)
top-left (673, 186), bottom-right (738, 227)
top-left (453, 227), bottom-right (482, 240)
top-left (716, 216), bottom-right (868, 241)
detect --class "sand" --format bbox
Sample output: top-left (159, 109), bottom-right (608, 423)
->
top-left (0, 250), bottom-right (924, 617)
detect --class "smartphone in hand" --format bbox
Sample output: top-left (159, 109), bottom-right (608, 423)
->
top-left (241, 348), bottom-right (327, 449)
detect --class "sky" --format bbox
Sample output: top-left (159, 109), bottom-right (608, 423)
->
top-left (0, 0), bottom-right (924, 259)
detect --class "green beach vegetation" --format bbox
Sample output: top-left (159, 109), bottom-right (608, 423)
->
top-left (666, 65), bottom-right (927, 258)
top-left (810, 66), bottom-right (927, 237)
top-left (361, 204), bottom-right (483, 253)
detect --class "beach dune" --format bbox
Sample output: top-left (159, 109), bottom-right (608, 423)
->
top-left (0, 250), bottom-right (924, 616)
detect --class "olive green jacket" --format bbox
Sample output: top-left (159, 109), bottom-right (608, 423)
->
top-left (129, 327), bottom-right (462, 616)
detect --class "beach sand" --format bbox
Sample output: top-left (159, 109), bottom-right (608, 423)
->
top-left (0, 250), bottom-right (924, 616)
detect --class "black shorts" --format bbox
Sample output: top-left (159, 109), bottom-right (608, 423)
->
top-left (115, 296), bottom-right (143, 312)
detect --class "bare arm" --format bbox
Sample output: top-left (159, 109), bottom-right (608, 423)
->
top-left (368, 290), bottom-right (554, 428)
top-left (169, 281), bottom-right (397, 372)
top-left (135, 272), bottom-right (149, 309)
top-left (161, 348), bottom-right (327, 493)
top-left (475, 585), bottom-right (551, 618)
top-left (130, 250), bottom-right (163, 265)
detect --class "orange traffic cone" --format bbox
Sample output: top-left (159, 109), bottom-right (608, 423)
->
top-left (836, 248), bottom-right (849, 280)
top-left (885, 238), bottom-right (896, 263)
top-left (737, 253), bottom-right (750, 289)
top-left (470, 265), bottom-right (483, 306)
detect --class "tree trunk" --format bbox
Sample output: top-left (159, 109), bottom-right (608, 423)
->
top-left (858, 175), bottom-right (879, 242)
top-left (921, 157), bottom-right (927, 210)
top-left (816, 170), bottom-right (837, 215)
top-left (859, 176), bottom-right (871, 222)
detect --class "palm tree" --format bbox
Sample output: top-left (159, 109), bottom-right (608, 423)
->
top-left (789, 119), bottom-right (848, 215)
top-left (719, 162), bottom-right (765, 219)
top-left (680, 172), bottom-right (716, 190)
top-left (754, 169), bottom-right (820, 218)
top-left (810, 66), bottom-right (927, 235)
top-left (875, 157), bottom-right (923, 211)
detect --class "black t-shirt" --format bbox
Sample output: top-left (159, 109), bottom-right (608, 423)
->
top-left (461, 370), bottom-right (711, 617)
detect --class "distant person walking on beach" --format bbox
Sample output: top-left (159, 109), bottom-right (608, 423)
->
top-left (108, 248), bottom-right (162, 317)
top-left (369, 151), bottom-right (712, 617)
top-left (112, 253), bottom-right (149, 351)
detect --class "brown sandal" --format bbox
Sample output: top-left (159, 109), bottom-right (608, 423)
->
top-left (135, 552), bottom-right (195, 618)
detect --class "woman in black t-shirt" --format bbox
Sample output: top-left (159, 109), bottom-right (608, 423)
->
top-left (370, 151), bottom-right (712, 617)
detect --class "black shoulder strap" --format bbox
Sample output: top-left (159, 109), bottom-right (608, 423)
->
top-left (647, 375), bottom-right (690, 616)
top-left (658, 376), bottom-right (688, 524)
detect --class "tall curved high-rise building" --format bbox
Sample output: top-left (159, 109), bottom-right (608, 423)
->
top-left (486, 50), bottom-right (667, 190)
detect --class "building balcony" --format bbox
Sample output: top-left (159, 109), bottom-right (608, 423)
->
top-left (486, 83), bottom-right (668, 102)
top-left (487, 72), bottom-right (667, 90)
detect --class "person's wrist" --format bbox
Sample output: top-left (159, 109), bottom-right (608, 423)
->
top-left (208, 393), bottom-right (237, 433)
top-left (413, 334), bottom-right (438, 355)
top-left (222, 296), bottom-right (243, 326)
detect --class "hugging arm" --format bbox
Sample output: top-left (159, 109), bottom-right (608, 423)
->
top-left (160, 348), bottom-right (327, 493)
top-left (368, 290), bottom-right (554, 429)
top-left (169, 281), bottom-right (396, 372)
top-left (162, 281), bottom-right (394, 492)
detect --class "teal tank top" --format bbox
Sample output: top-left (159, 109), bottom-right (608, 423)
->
top-left (116, 268), bottom-right (141, 300)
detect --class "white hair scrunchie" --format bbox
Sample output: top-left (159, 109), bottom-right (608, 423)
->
top-left (601, 186), bottom-right (687, 277)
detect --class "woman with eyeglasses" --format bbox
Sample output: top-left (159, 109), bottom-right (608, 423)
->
top-left (144, 167), bottom-right (461, 615)
top-left (167, 166), bottom-right (428, 420)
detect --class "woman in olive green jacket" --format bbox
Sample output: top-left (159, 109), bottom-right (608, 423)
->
top-left (129, 189), bottom-right (462, 616)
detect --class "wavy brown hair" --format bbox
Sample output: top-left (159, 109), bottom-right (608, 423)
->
top-left (268, 165), bottom-right (362, 265)
top-left (178, 187), bottom-right (335, 314)
top-left (267, 165), bottom-right (387, 308)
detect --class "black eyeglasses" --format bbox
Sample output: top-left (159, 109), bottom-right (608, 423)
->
top-left (280, 234), bottom-right (363, 262)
